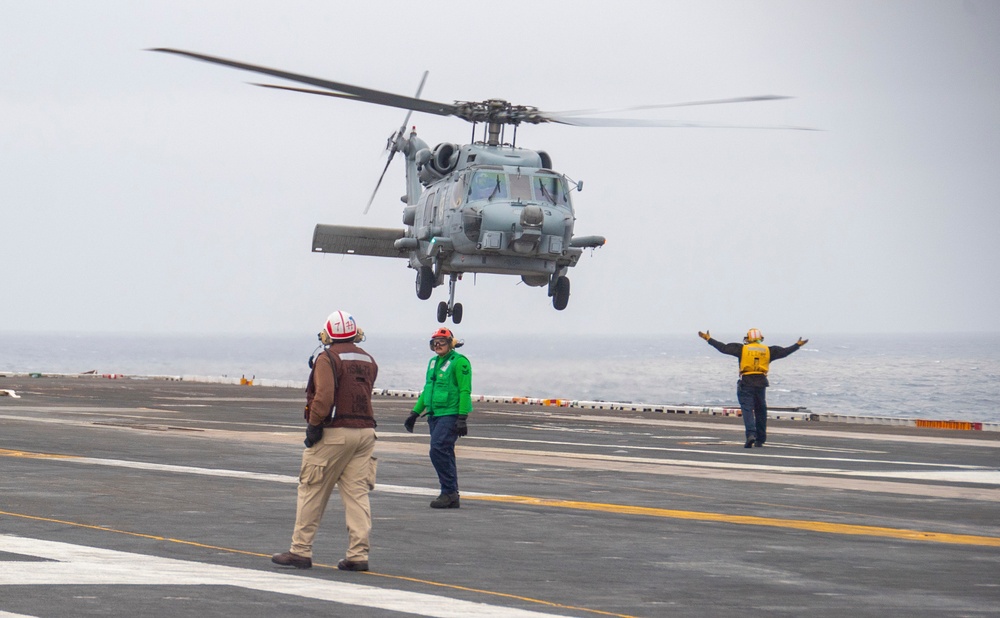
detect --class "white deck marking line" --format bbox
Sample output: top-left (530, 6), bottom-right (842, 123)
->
top-left (459, 445), bottom-right (1000, 486)
top-left (0, 535), bottom-right (570, 618)
top-left (4, 447), bottom-right (998, 488)
top-left (482, 409), bottom-right (1000, 447)
top-left (0, 450), bottom-right (486, 497)
top-left (2, 409), bottom-right (992, 474)
top-left (455, 435), bottom-right (992, 469)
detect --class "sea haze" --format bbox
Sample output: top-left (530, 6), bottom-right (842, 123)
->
top-left (2, 333), bottom-right (998, 423)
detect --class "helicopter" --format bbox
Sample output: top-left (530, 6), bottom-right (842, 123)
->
top-left (152, 48), bottom-right (811, 324)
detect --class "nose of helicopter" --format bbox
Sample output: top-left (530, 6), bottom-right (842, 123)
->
top-left (478, 202), bottom-right (569, 256)
top-left (512, 204), bottom-right (544, 254)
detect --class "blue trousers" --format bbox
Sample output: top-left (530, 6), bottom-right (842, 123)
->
top-left (427, 414), bottom-right (459, 494)
top-left (737, 380), bottom-right (768, 443)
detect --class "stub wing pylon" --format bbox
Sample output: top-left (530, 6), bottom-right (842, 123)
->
top-left (312, 224), bottom-right (408, 259)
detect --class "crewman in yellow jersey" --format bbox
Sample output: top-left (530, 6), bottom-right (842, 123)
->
top-left (699, 328), bottom-right (808, 448)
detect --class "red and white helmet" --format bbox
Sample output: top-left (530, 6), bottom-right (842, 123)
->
top-left (323, 311), bottom-right (358, 342)
top-left (745, 328), bottom-right (764, 344)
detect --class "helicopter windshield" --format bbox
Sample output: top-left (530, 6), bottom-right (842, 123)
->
top-left (469, 171), bottom-right (508, 201)
top-left (467, 170), bottom-right (571, 208)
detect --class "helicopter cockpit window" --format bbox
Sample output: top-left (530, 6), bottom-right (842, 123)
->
top-left (469, 171), bottom-right (508, 201)
top-left (509, 174), bottom-right (533, 202)
top-left (534, 175), bottom-right (570, 208)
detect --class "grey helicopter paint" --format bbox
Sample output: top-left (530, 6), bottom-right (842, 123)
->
top-left (152, 48), bottom-right (812, 324)
top-left (313, 128), bottom-right (599, 325)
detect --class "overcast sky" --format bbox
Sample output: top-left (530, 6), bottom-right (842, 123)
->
top-left (2, 0), bottom-right (998, 338)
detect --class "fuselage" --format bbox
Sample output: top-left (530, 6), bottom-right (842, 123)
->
top-left (403, 142), bottom-right (586, 279)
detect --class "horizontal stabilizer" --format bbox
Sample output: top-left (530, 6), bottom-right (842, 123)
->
top-left (312, 224), bottom-right (408, 258)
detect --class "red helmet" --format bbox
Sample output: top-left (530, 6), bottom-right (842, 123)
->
top-left (429, 327), bottom-right (455, 351)
top-left (431, 327), bottom-right (454, 340)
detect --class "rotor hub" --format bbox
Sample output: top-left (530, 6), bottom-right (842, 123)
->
top-left (453, 99), bottom-right (545, 126)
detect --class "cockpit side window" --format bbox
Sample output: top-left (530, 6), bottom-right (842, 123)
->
top-left (469, 171), bottom-right (508, 201)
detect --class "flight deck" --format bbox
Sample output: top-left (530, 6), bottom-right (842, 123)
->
top-left (1, 375), bottom-right (998, 617)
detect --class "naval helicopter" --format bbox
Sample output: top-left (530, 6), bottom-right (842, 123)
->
top-left (153, 48), bottom-right (811, 324)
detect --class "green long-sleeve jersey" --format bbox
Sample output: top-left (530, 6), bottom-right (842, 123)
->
top-left (413, 350), bottom-right (473, 416)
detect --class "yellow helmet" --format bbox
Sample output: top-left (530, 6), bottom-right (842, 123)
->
top-left (744, 328), bottom-right (764, 344)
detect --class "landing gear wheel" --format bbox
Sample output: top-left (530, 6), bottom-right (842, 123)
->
top-left (416, 266), bottom-right (434, 300)
top-left (452, 303), bottom-right (463, 324)
top-left (552, 276), bottom-right (570, 311)
top-left (437, 301), bottom-right (448, 323)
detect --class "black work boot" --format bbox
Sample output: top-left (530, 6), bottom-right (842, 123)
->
top-left (430, 492), bottom-right (460, 509)
top-left (744, 436), bottom-right (756, 449)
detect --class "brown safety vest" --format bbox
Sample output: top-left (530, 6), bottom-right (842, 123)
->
top-left (306, 343), bottom-right (378, 429)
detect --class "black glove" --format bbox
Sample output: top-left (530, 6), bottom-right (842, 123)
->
top-left (403, 412), bottom-right (419, 433)
top-left (304, 424), bottom-right (324, 448)
top-left (455, 416), bottom-right (468, 437)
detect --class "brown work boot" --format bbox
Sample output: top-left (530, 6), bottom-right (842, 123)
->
top-left (338, 558), bottom-right (369, 572)
top-left (271, 551), bottom-right (312, 569)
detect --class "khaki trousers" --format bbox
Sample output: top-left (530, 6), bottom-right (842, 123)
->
top-left (290, 426), bottom-right (376, 561)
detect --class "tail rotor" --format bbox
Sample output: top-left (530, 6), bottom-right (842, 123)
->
top-left (364, 70), bottom-right (428, 214)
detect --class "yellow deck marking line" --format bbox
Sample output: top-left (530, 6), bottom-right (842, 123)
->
top-left (0, 448), bottom-right (82, 460)
top-left (465, 495), bottom-right (1000, 547)
top-left (0, 510), bottom-right (633, 618)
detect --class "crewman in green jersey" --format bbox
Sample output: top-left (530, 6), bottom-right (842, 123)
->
top-left (404, 327), bottom-right (473, 508)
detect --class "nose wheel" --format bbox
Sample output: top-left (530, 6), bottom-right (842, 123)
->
top-left (436, 273), bottom-right (463, 324)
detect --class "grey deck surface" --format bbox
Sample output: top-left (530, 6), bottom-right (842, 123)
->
top-left (1, 376), bottom-right (998, 617)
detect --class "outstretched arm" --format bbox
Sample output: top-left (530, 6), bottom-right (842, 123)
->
top-left (699, 331), bottom-right (742, 357)
top-left (770, 337), bottom-right (809, 361)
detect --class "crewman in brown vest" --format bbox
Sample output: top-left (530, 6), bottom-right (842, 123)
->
top-left (272, 310), bottom-right (379, 571)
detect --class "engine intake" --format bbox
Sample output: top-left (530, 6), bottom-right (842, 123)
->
top-left (417, 142), bottom-right (460, 185)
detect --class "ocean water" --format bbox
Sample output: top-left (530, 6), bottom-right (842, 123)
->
top-left (2, 332), bottom-right (998, 423)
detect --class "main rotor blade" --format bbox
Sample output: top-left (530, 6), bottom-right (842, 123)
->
top-left (548, 95), bottom-right (793, 118)
top-left (252, 83), bottom-right (361, 101)
top-left (547, 115), bottom-right (818, 130)
top-left (150, 48), bottom-right (457, 117)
